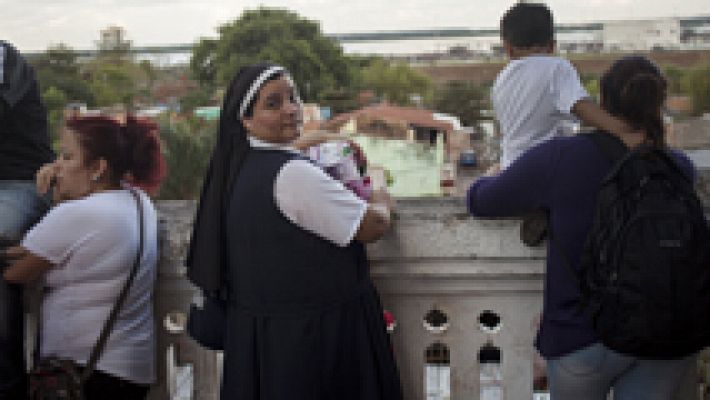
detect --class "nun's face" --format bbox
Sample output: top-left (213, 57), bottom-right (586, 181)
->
top-left (243, 77), bottom-right (303, 144)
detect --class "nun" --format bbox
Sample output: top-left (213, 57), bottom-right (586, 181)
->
top-left (186, 63), bottom-right (402, 400)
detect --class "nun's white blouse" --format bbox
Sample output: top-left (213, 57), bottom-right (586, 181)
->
top-left (248, 136), bottom-right (368, 247)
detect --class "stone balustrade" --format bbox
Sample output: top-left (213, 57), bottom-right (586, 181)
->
top-left (149, 166), bottom-right (710, 400)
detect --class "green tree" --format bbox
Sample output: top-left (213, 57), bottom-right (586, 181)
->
top-left (681, 63), bottom-right (710, 115)
top-left (180, 86), bottom-right (215, 115)
top-left (664, 66), bottom-right (685, 95)
top-left (190, 7), bottom-right (354, 102)
top-left (31, 44), bottom-right (96, 140)
top-left (139, 60), bottom-right (156, 81)
top-left (434, 81), bottom-right (487, 127)
top-left (41, 86), bottom-right (69, 144)
top-left (361, 59), bottom-right (433, 106)
top-left (318, 88), bottom-right (360, 114)
top-left (580, 73), bottom-right (600, 100)
top-left (89, 63), bottom-right (139, 107)
top-left (31, 44), bottom-right (94, 105)
top-left (158, 117), bottom-right (217, 199)
top-left (31, 43), bottom-right (156, 109)
top-left (42, 86), bottom-right (68, 111)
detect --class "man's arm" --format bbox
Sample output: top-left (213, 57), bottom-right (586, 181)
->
top-left (467, 139), bottom-right (558, 218)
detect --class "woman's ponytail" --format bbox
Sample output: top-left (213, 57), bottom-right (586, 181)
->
top-left (120, 116), bottom-right (166, 193)
top-left (66, 115), bottom-right (166, 194)
top-left (600, 56), bottom-right (668, 148)
top-left (618, 72), bottom-right (667, 148)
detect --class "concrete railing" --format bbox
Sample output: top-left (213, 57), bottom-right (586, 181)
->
top-left (149, 169), bottom-right (710, 400)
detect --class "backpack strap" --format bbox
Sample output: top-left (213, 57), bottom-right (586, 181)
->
top-left (588, 131), bottom-right (640, 186)
top-left (587, 130), bottom-right (628, 165)
top-left (654, 147), bottom-right (694, 185)
top-left (588, 130), bottom-right (692, 184)
top-left (548, 131), bottom-right (629, 314)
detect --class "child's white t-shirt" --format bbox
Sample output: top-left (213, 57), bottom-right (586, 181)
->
top-left (492, 55), bottom-right (590, 168)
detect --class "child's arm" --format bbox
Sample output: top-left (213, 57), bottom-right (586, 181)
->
top-left (572, 99), bottom-right (631, 136)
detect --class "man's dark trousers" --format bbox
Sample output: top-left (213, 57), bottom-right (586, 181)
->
top-left (0, 263), bottom-right (24, 400)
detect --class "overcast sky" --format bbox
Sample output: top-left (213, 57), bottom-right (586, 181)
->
top-left (3, 0), bottom-right (709, 51)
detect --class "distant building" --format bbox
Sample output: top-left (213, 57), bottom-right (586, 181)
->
top-left (341, 16), bottom-right (710, 58)
top-left (666, 96), bottom-right (693, 115)
top-left (683, 26), bottom-right (710, 46)
top-left (325, 102), bottom-right (459, 154)
top-left (325, 103), bottom-right (476, 196)
top-left (668, 117), bottom-right (710, 149)
top-left (97, 25), bottom-right (131, 53)
top-left (193, 106), bottom-right (220, 120)
top-left (151, 75), bottom-right (198, 106)
top-left (603, 18), bottom-right (682, 52)
top-left (681, 16), bottom-right (710, 48)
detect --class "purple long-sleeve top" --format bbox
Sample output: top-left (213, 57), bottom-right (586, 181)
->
top-left (466, 134), bottom-right (696, 358)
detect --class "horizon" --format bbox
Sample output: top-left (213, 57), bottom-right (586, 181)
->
top-left (4, 0), bottom-right (710, 52)
top-left (14, 12), bottom-right (710, 53)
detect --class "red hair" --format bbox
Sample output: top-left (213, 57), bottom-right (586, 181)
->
top-left (65, 115), bottom-right (166, 194)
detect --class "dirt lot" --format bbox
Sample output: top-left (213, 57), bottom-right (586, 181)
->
top-left (415, 50), bottom-right (710, 86)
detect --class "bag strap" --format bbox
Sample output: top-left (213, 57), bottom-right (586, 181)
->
top-left (588, 130), bottom-right (691, 185)
top-left (80, 187), bottom-right (145, 382)
top-left (587, 130), bottom-right (628, 164)
top-left (547, 131), bottom-right (628, 312)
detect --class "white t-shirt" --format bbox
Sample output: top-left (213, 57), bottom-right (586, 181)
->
top-left (248, 136), bottom-right (368, 247)
top-left (22, 188), bottom-right (157, 385)
top-left (492, 55), bottom-right (590, 168)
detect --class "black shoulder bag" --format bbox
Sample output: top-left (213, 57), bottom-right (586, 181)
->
top-left (28, 188), bottom-right (146, 400)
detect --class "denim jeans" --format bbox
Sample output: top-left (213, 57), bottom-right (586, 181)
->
top-left (547, 342), bottom-right (696, 400)
top-left (0, 181), bottom-right (49, 399)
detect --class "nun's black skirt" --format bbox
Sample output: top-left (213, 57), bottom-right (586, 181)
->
top-left (220, 282), bottom-right (403, 400)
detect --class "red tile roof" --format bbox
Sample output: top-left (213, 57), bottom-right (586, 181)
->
top-left (326, 103), bottom-right (454, 132)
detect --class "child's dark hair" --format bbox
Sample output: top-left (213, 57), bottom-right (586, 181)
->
top-left (500, 2), bottom-right (554, 48)
top-left (600, 56), bottom-right (668, 148)
top-left (65, 115), bottom-right (166, 193)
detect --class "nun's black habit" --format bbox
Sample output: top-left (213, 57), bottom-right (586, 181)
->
top-left (187, 64), bottom-right (402, 400)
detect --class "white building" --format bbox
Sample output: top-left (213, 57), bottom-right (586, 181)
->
top-left (557, 30), bottom-right (603, 54)
top-left (603, 18), bottom-right (682, 52)
top-left (97, 25), bottom-right (131, 53)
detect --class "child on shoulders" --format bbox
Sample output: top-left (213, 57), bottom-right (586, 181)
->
top-left (493, 2), bottom-right (631, 169)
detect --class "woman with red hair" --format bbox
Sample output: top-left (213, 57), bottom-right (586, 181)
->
top-left (2, 115), bottom-right (165, 399)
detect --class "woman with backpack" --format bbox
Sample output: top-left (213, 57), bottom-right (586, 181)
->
top-left (467, 56), bottom-right (705, 399)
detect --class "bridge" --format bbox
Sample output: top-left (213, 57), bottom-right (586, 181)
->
top-left (20, 23), bottom-right (607, 58)
top-left (20, 15), bottom-right (710, 60)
